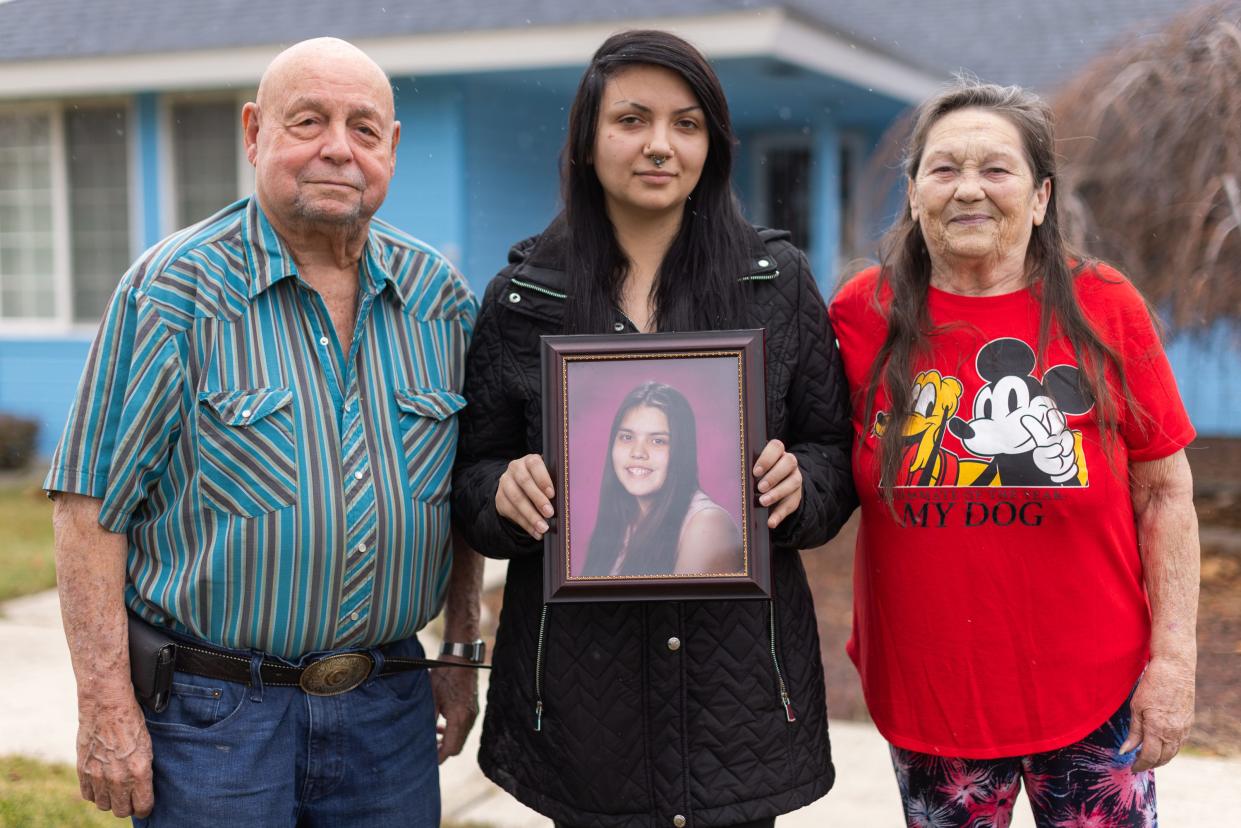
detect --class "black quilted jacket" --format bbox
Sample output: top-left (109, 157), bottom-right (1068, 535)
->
top-left (451, 220), bottom-right (857, 827)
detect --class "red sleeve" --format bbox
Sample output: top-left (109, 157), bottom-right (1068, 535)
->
top-left (1079, 265), bottom-right (1196, 461)
top-left (827, 267), bottom-right (880, 344)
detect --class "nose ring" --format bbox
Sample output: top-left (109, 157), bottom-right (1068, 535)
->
top-left (651, 155), bottom-right (666, 168)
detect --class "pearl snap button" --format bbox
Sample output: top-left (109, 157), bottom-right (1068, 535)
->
top-left (667, 636), bottom-right (681, 652)
top-left (319, 336), bottom-right (329, 346)
top-left (673, 815), bottom-right (686, 827)
top-left (758, 258), bottom-right (770, 267)
top-left (613, 322), bottom-right (625, 332)
top-left (350, 611), bottom-right (359, 621)
top-left (353, 470), bottom-right (365, 481)
top-left (241, 409), bottom-right (252, 418)
top-left (509, 292), bottom-right (521, 303)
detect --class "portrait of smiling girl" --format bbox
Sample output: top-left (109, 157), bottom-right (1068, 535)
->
top-left (581, 381), bottom-right (743, 577)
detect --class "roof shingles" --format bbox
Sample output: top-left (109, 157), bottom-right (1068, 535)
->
top-left (0, 0), bottom-right (1193, 91)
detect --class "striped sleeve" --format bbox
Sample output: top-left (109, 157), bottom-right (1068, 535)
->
top-left (45, 284), bottom-right (184, 533)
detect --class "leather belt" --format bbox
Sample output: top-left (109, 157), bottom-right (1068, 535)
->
top-left (172, 639), bottom-right (485, 697)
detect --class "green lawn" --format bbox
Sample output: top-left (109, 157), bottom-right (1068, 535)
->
top-left (0, 476), bottom-right (55, 604)
top-left (0, 755), bottom-right (497, 826)
top-left (0, 756), bottom-right (114, 828)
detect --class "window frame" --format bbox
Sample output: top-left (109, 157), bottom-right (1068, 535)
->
top-left (1, 101), bottom-right (69, 333)
top-left (749, 129), bottom-right (871, 275)
top-left (748, 131), bottom-right (815, 249)
top-left (63, 98), bottom-right (139, 325)
top-left (836, 129), bottom-right (868, 270)
top-left (158, 91), bottom-right (252, 238)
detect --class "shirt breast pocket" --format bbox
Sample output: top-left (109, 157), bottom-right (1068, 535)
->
top-left (197, 387), bottom-right (298, 516)
top-left (394, 388), bottom-right (466, 505)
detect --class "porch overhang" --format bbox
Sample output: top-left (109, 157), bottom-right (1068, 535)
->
top-left (0, 7), bottom-right (941, 104)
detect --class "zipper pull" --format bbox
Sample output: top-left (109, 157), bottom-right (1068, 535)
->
top-left (781, 692), bottom-right (797, 723)
top-left (534, 700), bottom-right (544, 732)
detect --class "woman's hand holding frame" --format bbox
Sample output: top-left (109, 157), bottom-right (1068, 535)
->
top-left (496, 455), bottom-right (556, 540)
top-left (753, 439), bottom-right (802, 528)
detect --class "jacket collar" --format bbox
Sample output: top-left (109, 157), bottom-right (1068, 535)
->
top-left (509, 216), bottom-right (786, 299)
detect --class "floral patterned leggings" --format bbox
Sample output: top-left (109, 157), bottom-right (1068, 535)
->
top-left (889, 698), bottom-right (1156, 828)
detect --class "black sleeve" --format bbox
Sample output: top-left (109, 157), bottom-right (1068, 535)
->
top-left (451, 274), bottom-right (542, 559)
top-left (769, 245), bottom-right (858, 550)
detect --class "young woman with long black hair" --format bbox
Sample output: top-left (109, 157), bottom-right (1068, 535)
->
top-left (452, 30), bottom-right (856, 827)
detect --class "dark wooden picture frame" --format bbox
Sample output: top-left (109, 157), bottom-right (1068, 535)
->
top-left (542, 330), bottom-right (770, 602)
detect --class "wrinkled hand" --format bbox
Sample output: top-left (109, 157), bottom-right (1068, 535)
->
top-left (496, 454), bottom-right (555, 540)
top-left (1120, 656), bottom-right (1195, 772)
top-left (753, 439), bottom-right (802, 529)
top-left (431, 658), bottom-right (480, 764)
top-left (1022, 410), bottom-right (1078, 483)
top-left (76, 692), bottom-right (154, 817)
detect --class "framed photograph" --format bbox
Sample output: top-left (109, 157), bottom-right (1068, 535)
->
top-left (541, 330), bottom-right (770, 602)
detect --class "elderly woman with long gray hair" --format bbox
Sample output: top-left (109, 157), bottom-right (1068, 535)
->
top-left (830, 80), bottom-right (1199, 827)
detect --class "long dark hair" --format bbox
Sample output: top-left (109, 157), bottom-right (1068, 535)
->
top-left (864, 80), bottom-right (1140, 505)
top-left (583, 382), bottom-right (699, 576)
top-left (561, 29), bottom-right (750, 333)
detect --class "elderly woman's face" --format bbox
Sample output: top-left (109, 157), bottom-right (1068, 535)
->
top-left (909, 108), bottom-right (1051, 270)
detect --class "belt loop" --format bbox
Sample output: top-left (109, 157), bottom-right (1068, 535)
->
top-left (248, 652), bottom-right (265, 702)
top-left (367, 646), bottom-right (385, 683)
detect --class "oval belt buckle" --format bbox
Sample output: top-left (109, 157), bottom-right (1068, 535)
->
top-left (299, 652), bottom-right (373, 696)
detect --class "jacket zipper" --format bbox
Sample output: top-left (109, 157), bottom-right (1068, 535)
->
top-left (769, 600), bottom-right (796, 722)
top-left (533, 604), bottom-right (548, 731)
top-left (510, 278), bottom-right (568, 300)
top-left (739, 269), bottom-right (779, 282)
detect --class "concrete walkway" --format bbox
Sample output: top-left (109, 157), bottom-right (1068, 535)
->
top-left (4, 586), bottom-right (1239, 826)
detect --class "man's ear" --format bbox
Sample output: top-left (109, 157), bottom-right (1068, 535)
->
top-left (241, 102), bottom-right (260, 166)
top-left (389, 120), bottom-right (401, 175)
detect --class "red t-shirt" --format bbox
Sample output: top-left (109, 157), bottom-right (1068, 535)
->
top-left (828, 263), bottom-right (1196, 758)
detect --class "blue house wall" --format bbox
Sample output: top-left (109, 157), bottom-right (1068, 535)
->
top-left (1164, 323), bottom-right (1239, 435)
top-left (459, 74), bottom-right (565, 289)
top-left (135, 92), bottom-right (164, 247)
top-left (380, 77), bottom-right (468, 274)
top-left (0, 335), bottom-right (94, 459)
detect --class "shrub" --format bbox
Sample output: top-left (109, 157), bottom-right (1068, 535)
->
top-left (0, 413), bottom-right (39, 470)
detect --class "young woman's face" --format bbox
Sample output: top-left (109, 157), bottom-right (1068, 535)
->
top-left (591, 64), bottom-right (709, 222)
top-left (611, 404), bottom-right (671, 500)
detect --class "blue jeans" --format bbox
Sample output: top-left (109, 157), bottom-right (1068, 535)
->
top-left (133, 636), bottom-right (439, 827)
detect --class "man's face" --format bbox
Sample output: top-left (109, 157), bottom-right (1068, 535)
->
top-left (244, 54), bottom-right (399, 231)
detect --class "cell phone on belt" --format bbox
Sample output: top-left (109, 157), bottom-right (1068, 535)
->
top-left (127, 612), bottom-right (176, 713)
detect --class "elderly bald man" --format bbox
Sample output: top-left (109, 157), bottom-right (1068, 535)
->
top-left (46, 37), bottom-right (482, 825)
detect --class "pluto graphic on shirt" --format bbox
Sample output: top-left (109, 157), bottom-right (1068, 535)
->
top-left (874, 337), bottom-right (1093, 487)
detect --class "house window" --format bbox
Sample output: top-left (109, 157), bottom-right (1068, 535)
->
top-left (751, 137), bottom-right (814, 253)
top-left (171, 101), bottom-right (241, 228)
top-left (66, 105), bottom-right (131, 322)
top-left (837, 131), bottom-right (866, 265)
top-left (0, 110), bottom-right (56, 319)
top-left (764, 146), bottom-right (813, 252)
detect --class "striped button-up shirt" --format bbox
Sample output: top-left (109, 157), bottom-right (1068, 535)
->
top-left (46, 198), bottom-right (477, 658)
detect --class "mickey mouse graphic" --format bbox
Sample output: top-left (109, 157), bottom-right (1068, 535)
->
top-left (948, 337), bottom-right (1093, 486)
